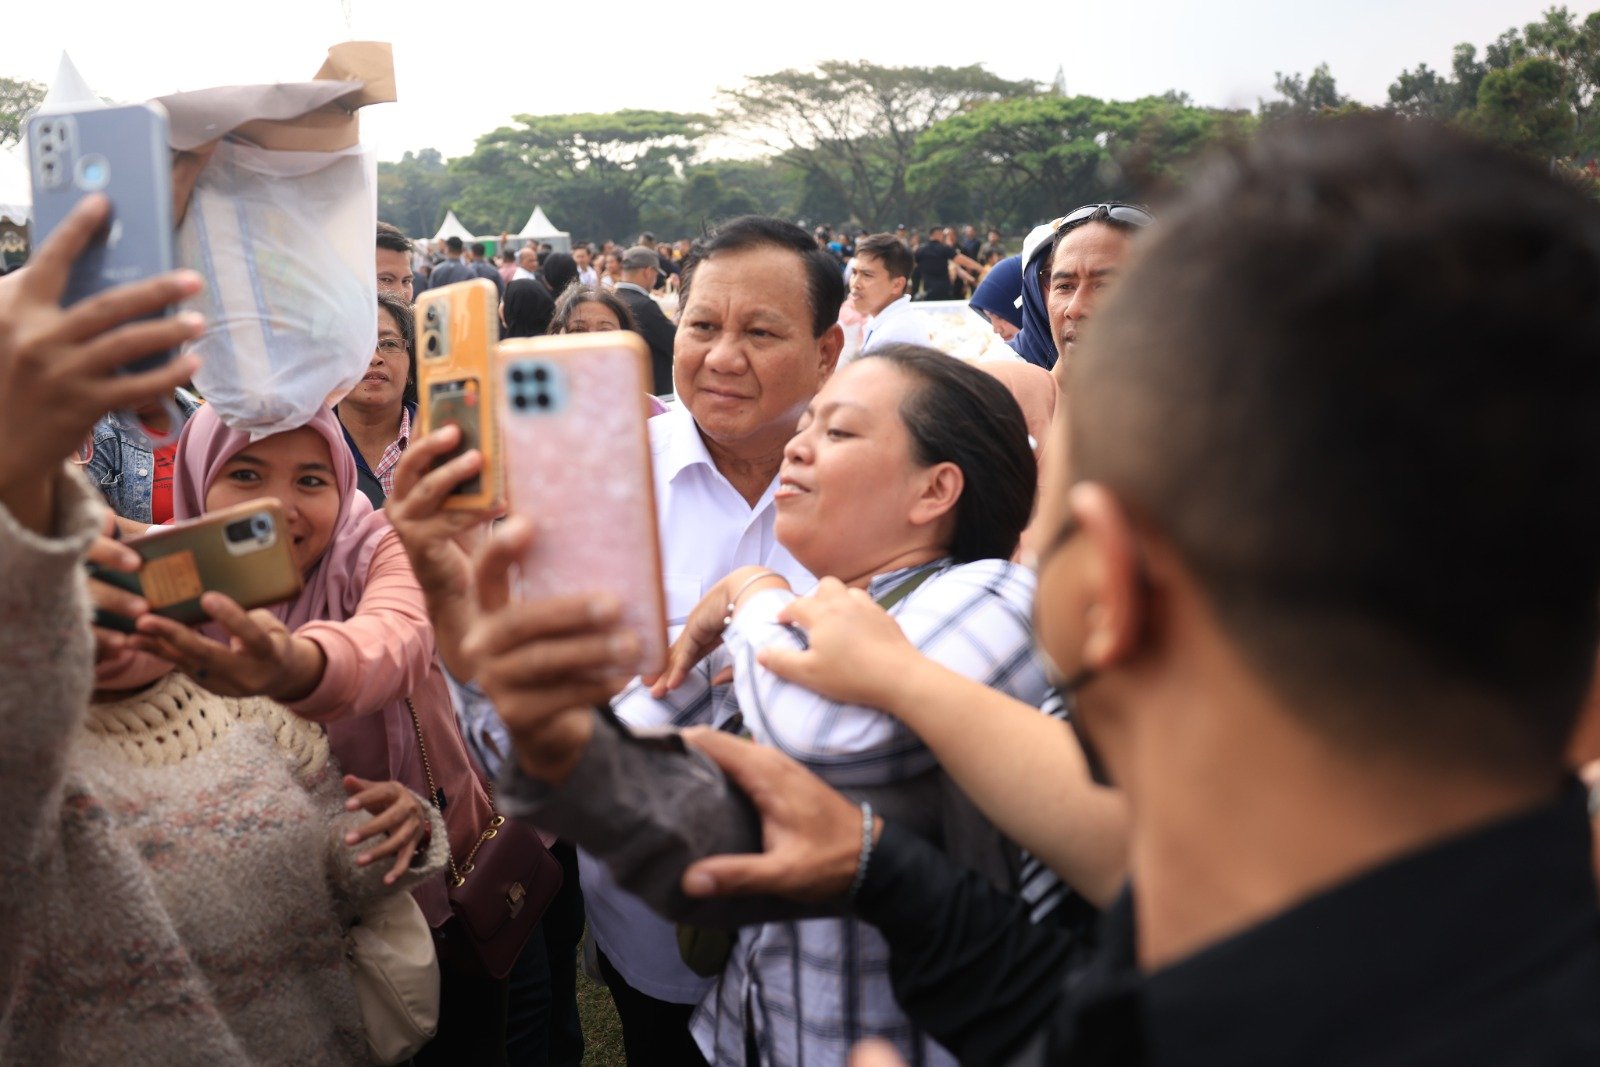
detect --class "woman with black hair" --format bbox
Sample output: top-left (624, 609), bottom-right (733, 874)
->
top-left (337, 291), bottom-right (418, 507)
top-left (465, 344), bottom-right (1054, 1067)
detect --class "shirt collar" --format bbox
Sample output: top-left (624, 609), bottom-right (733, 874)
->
top-left (1066, 782), bottom-right (1600, 1065)
top-left (864, 558), bottom-right (952, 601)
top-left (866, 294), bottom-right (912, 329)
top-left (653, 404), bottom-right (719, 483)
top-left (616, 281), bottom-right (651, 297)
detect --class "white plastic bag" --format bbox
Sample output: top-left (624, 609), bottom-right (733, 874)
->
top-left (178, 140), bottom-right (377, 438)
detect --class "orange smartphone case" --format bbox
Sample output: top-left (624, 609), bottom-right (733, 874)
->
top-left (415, 278), bottom-right (504, 510)
top-left (495, 331), bottom-right (668, 676)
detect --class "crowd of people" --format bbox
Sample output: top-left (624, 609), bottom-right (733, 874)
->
top-left (3, 111), bottom-right (1600, 1067)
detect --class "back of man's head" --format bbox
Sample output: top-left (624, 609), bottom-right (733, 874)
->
top-left (855, 234), bottom-right (913, 281)
top-left (469, 241), bottom-right (487, 259)
top-left (620, 245), bottom-right (661, 277)
top-left (1075, 116), bottom-right (1600, 781)
top-left (678, 216), bottom-right (847, 339)
top-left (445, 236), bottom-right (463, 255)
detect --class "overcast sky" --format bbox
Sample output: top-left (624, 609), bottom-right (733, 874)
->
top-left (0, 0), bottom-right (1568, 205)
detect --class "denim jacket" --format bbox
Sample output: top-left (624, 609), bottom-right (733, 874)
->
top-left (84, 389), bottom-right (203, 524)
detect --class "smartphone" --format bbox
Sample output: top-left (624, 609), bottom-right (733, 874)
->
top-left (27, 103), bottom-right (175, 372)
top-left (93, 500), bottom-right (303, 626)
top-left (415, 279), bottom-right (503, 510)
top-left (496, 331), bottom-right (668, 675)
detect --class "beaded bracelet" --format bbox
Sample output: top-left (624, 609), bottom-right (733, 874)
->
top-left (847, 801), bottom-right (875, 902)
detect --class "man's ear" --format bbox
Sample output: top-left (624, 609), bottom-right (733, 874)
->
top-left (1072, 483), bottom-right (1147, 673)
top-left (909, 461), bottom-right (963, 530)
top-left (817, 322), bottom-right (845, 379)
top-left (890, 275), bottom-right (908, 301)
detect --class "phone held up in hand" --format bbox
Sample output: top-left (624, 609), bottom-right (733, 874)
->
top-left (27, 103), bottom-right (176, 373)
top-left (415, 278), bottom-right (504, 511)
top-left (496, 331), bottom-right (668, 676)
top-left (91, 500), bottom-right (303, 628)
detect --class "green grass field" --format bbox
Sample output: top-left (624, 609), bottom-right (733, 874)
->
top-left (576, 951), bottom-right (626, 1066)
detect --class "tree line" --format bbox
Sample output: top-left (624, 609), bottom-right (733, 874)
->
top-left (3, 7), bottom-right (1593, 240)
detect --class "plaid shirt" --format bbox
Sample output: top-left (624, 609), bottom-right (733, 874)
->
top-left (374, 405), bottom-right (412, 498)
top-left (613, 557), bottom-right (1053, 1067)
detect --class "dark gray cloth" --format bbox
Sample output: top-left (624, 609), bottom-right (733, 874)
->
top-left (613, 284), bottom-right (677, 395)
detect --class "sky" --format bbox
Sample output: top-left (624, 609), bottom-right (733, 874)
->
top-left (0, 0), bottom-right (1569, 206)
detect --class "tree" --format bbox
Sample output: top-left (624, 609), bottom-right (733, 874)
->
top-left (453, 109), bottom-right (709, 239)
top-left (1464, 56), bottom-right (1578, 159)
top-left (720, 61), bottom-right (1037, 227)
top-left (376, 148), bottom-right (460, 239)
top-left (0, 76), bottom-right (46, 149)
top-left (1259, 63), bottom-right (1350, 122)
top-left (909, 93), bottom-right (1248, 232)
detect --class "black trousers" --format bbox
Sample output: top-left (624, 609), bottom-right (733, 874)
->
top-left (506, 842), bottom-right (586, 1066)
top-left (597, 948), bottom-right (709, 1067)
top-left (414, 918), bottom-right (509, 1067)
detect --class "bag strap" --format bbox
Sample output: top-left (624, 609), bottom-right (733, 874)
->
top-left (407, 698), bottom-right (505, 889)
top-left (872, 565), bottom-right (939, 613)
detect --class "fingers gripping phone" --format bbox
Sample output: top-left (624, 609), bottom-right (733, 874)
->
top-left (496, 332), bottom-right (668, 675)
top-left (92, 500), bottom-right (303, 627)
top-left (415, 279), bottom-right (504, 510)
top-left (27, 103), bottom-right (176, 373)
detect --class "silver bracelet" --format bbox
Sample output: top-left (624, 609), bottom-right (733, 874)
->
top-left (723, 570), bottom-right (784, 627)
top-left (847, 801), bottom-right (875, 902)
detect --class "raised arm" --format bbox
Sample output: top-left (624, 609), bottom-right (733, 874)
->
top-left (761, 578), bottom-right (1129, 905)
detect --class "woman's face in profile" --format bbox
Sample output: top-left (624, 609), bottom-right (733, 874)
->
top-left (564, 301), bottom-right (622, 334)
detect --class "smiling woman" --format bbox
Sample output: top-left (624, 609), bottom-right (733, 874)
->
top-left (337, 293), bottom-right (418, 506)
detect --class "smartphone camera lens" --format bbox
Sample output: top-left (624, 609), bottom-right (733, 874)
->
top-left (251, 515), bottom-right (273, 537)
top-left (534, 393), bottom-right (551, 409)
top-left (426, 334), bottom-right (439, 354)
top-left (224, 518), bottom-right (256, 543)
top-left (511, 367), bottom-right (526, 384)
top-left (513, 394), bottom-right (528, 410)
top-left (532, 367), bottom-right (549, 383)
top-left (425, 307), bottom-right (438, 324)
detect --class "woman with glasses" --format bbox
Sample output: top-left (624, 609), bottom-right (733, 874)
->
top-left (337, 292), bottom-right (418, 507)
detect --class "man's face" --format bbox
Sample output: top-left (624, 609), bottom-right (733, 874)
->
top-left (518, 248), bottom-right (538, 272)
top-left (1047, 221), bottom-right (1133, 365)
top-left (573, 246), bottom-right (590, 269)
top-left (674, 245), bottom-right (842, 459)
top-left (375, 247), bottom-right (414, 303)
top-left (848, 253), bottom-right (904, 317)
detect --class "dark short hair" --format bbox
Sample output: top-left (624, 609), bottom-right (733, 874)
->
top-left (445, 236), bottom-right (463, 253)
top-left (549, 284), bottom-right (637, 335)
top-left (376, 220), bottom-right (412, 254)
top-left (679, 216), bottom-right (846, 338)
top-left (376, 290), bottom-right (417, 408)
top-left (469, 242), bottom-right (487, 257)
top-left (855, 234), bottom-right (913, 280)
top-left (1074, 115), bottom-right (1600, 779)
top-left (863, 345), bottom-right (1035, 563)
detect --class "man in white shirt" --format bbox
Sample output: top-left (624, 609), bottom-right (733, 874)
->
top-left (852, 233), bottom-right (932, 356)
top-left (573, 243), bottom-right (599, 287)
top-left (511, 245), bottom-right (540, 282)
top-left (581, 215), bottom-right (847, 1066)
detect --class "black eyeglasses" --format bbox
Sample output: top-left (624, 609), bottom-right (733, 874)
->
top-left (1054, 203), bottom-right (1155, 233)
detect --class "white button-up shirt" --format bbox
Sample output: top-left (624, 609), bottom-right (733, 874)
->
top-left (860, 294), bottom-right (933, 354)
top-left (581, 404), bottom-right (816, 1003)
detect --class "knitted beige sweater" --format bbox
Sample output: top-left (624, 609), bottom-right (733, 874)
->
top-left (0, 469), bottom-right (445, 1065)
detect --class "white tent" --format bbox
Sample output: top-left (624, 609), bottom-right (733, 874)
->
top-left (513, 205), bottom-right (571, 253)
top-left (432, 210), bottom-right (475, 243)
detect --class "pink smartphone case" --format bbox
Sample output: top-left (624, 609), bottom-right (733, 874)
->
top-left (496, 332), bottom-right (668, 675)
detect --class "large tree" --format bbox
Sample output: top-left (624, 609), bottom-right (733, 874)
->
top-left (452, 109), bottom-right (709, 240)
top-left (1259, 63), bottom-right (1351, 122)
top-left (0, 77), bottom-right (46, 150)
top-left (376, 148), bottom-right (460, 240)
top-left (720, 61), bottom-right (1036, 227)
top-left (909, 93), bottom-right (1248, 232)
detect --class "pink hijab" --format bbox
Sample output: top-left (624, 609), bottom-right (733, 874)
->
top-left (173, 404), bottom-right (395, 629)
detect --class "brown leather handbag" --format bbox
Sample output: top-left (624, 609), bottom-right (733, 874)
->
top-left (408, 700), bottom-right (562, 980)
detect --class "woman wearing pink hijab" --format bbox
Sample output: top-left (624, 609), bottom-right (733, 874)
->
top-left (105, 404), bottom-right (508, 1062)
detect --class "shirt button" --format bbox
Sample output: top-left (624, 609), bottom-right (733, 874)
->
top-left (137, 468), bottom-right (148, 476)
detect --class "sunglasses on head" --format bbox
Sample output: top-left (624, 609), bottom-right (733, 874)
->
top-left (1054, 203), bottom-right (1155, 233)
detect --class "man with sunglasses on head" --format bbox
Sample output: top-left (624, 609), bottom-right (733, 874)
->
top-left (1011, 203), bottom-right (1153, 382)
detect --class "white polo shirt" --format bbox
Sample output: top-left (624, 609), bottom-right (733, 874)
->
top-left (580, 404), bottom-right (816, 1002)
top-left (860, 294), bottom-right (933, 354)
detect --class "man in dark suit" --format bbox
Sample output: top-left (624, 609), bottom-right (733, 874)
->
top-left (616, 245), bottom-right (678, 395)
top-left (420, 235), bottom-right (472, 292)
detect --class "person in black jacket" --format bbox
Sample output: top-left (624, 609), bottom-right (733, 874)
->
top-left (615, 245), bottom-right (678, 394)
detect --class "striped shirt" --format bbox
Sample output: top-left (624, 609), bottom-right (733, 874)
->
top-left (613, 557), bottom-right (1054, 1067)
top-left (373, 404), bottom-right (412, 498)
